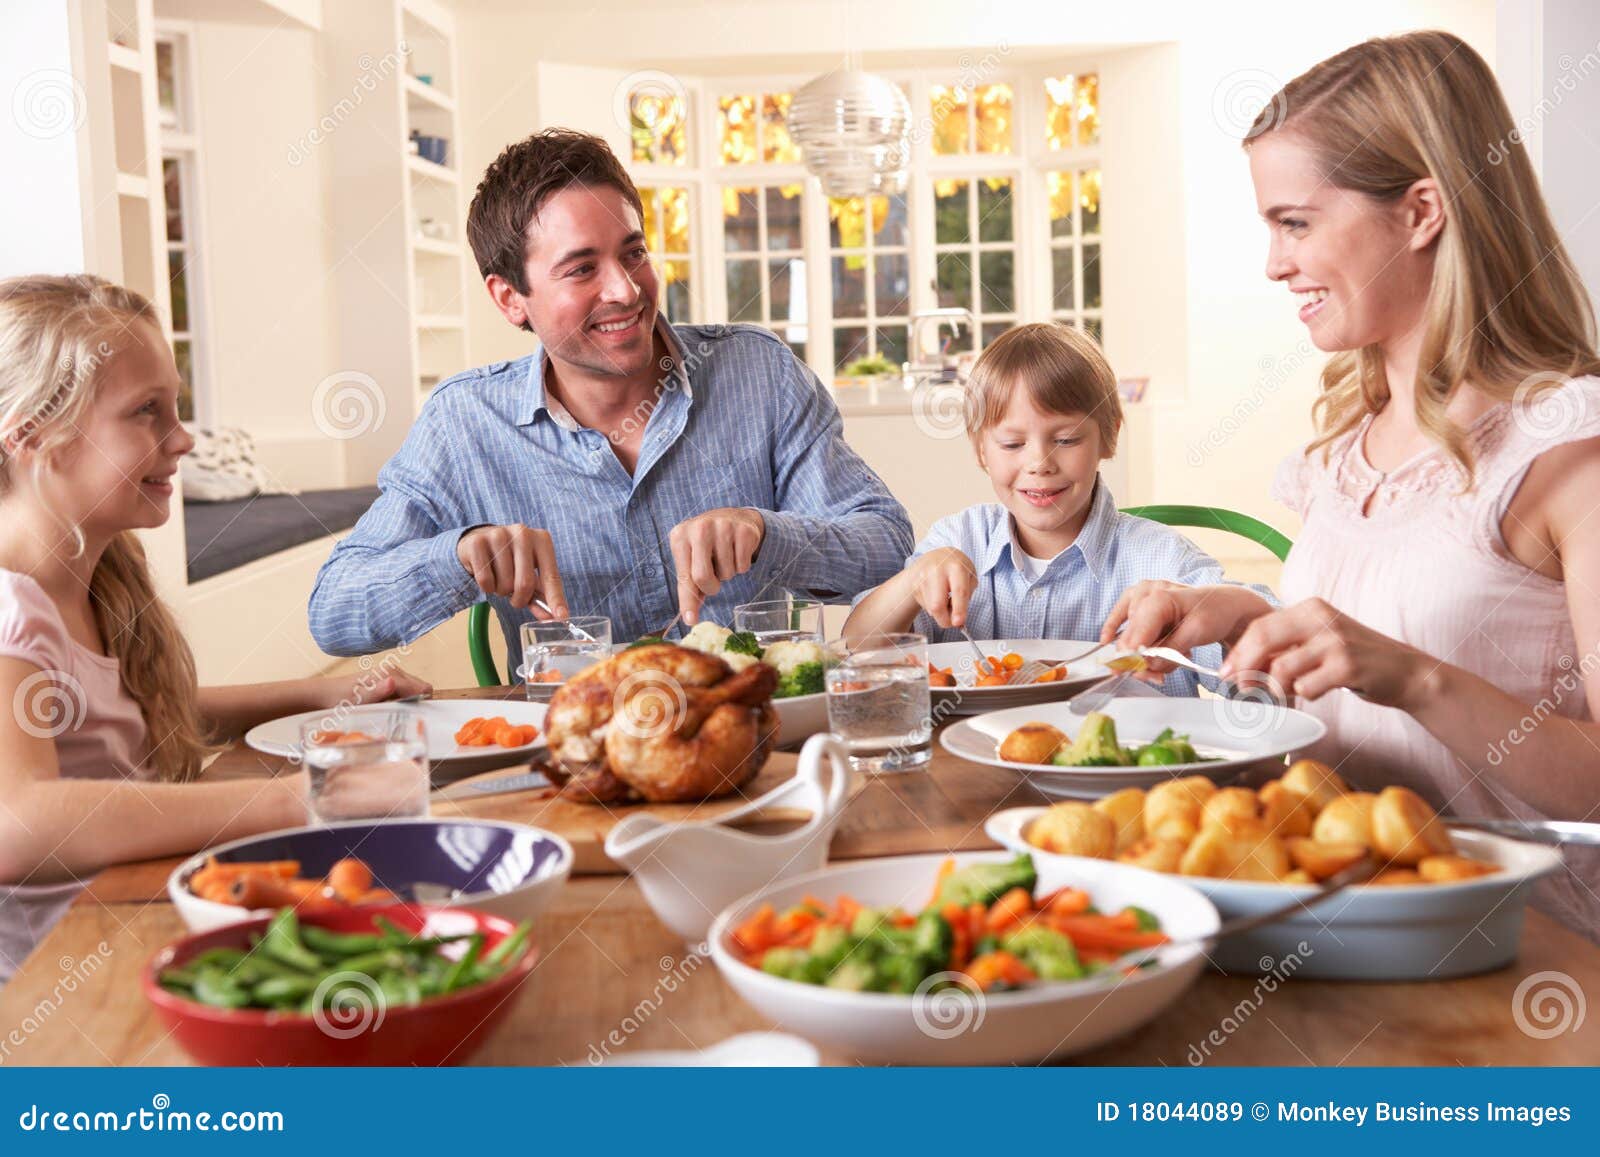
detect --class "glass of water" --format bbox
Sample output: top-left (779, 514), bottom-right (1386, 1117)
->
top-left (824, 633), bottom-right (932, 774)
top-left (519, 616), bottom-right (613, 699)
top-left (735, 597), bottom-right (825, 647)
top-left (298, 709), bottom-right (430, 826)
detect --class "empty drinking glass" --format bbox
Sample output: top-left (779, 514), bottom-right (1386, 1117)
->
top-left (298, 709), bottom-right (429, 825)
top-left (824, 633), bottom-right (932, 773)
top-left (734, 597), bottom-right (825, 647)
top-left (519, 617), bottom-right (613, 699)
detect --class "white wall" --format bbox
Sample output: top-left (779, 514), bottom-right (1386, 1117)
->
top-left (187, 18), bottom-right (346, 488)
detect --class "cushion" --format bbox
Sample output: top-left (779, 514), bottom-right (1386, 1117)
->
top-left (182, 425), bottom-right (298, 502)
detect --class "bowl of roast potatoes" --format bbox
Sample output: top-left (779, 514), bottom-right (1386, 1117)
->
top-left (985, 759), bottom-right (1564, 979)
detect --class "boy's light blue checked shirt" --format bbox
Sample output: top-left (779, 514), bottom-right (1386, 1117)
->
top-left (874, 480), bottom-right (1278, 696)
top-left (308, 322), bottom-right (914, 661)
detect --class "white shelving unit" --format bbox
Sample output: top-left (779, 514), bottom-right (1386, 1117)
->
top-left (105, 0), bottom-right (174, 338)
top-left (325, 0), bottom-right (471, 481)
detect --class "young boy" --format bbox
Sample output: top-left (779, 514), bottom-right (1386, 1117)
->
top-left (844, 323), bottom-right (1273, 696)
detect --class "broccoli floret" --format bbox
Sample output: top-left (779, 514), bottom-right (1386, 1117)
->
top-left (1125, 905), bottom-right (1162, 933)
top-left (725, 630), bottom-right (762, 657)
top-left (626, 636), bottom-right (665, 650)
top-left (932, 853), bottom-right (1038, 910)
top-left (1002, 925), bottom-right (1083, 981)
top-left (1057, 712), bottom-right (1133, 766)
top-left (759, 947), bottom-right (811, 980)
top-left (910, 909), bottom-right (953, 964)
top-left (775, 661), bottom-right (824, 698)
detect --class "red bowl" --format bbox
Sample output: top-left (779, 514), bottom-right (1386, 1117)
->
top-left (143, 904), bottom-right (537, 1066)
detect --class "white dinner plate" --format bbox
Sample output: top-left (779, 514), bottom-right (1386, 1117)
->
top-left (925, 638), bottom-right (1114, 716)
top-left (245, 698), bottom-right (548, 780)
top-left (939, 696), bottom-right (1327, 798)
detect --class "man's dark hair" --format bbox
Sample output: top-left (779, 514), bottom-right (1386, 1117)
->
top-left (467, 128), bottom-right (645, 298)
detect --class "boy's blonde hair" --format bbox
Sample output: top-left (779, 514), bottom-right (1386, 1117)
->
top-left (0, 274), bottom-right (216, 783)
top-left (1247, 31), bottom-right (1600, 482)
top-left (964, 323), bottom-right (1122, 455)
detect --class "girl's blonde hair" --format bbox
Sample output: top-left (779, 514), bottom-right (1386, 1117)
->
top-left (1247, 30), bottom-right (1600, 480)
top-left (964, 322), bottom-right (1122, 454)
top-left (0, 274), bottom-right (215, 782)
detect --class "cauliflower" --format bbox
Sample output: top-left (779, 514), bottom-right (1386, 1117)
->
top-left (760, 639), bottom-right (825, 675)
top-left (680, 621), bottom-right (763, 672)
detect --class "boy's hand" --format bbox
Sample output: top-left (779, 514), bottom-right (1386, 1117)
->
top-left (909, 547), bottom-right (979, 629)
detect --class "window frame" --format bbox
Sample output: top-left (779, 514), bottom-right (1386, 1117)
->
top-left (621, 60), bottom-right (1104, 387)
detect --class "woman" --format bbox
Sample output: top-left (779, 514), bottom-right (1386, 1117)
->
top-left (1105, 31), bottom-right (1600, 934)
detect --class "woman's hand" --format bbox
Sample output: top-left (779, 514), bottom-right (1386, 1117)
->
top-left (1100, 581), bottom-right (1274, 671)
top-left (319, 665), bottom-right (433, 710)
top-left (908, 547), bottom-right (979, 629)
top-left (1219, 597), bottom-right (1433, 707)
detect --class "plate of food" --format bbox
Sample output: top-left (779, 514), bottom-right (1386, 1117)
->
top-left (983, 760), bottom-right (1564, 979)
top-left (940, 697), bottom-right (1326, 797)
top-left (708, 850), bottom-right (1219, 1064)
top-left (923, 639), bottom-right (1114, 715)
top-left (675, 622), bottom-right (826, 747)
top-left (245, 699), bottom-right (548, 779)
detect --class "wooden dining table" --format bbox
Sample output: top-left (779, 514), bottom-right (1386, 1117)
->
top-left (3, 684), bottom-right (1596, 1067)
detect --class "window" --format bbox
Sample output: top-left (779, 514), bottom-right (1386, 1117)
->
top-left (623, 67), bottom-right (1104, 382)
top-left (723, 184), bottom-right (807, 360)
top-left (639, 185), bottom-right (694, 322)
top-left (933, 177), bottom-right (1017, 351)
top-left (155, 29), bottom-right (207, 421)
top-left (828, 193), bottom-right (910, 372)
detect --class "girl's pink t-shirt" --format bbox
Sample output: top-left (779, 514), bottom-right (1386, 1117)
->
top-left (0, 569), bottom-right (154, 981)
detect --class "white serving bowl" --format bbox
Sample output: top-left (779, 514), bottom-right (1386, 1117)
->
top-left (772, 691), bottom-right (828, 748)
top-left (985, 806), bottom-right (1562, 979)
top-left (708, 851), bottom-right (1219, 1065)
top-left (169, 818), bottom-right (573, 933)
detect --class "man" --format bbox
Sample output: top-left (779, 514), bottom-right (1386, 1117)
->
top-left (308, 129), bottom-right (912, 662)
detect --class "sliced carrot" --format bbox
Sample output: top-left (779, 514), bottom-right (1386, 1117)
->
top-left (966, 902), bottom-right (986, 944)
top-left (985, 886), bottom-right (1033, 935)
top-left (1040, 887), bottom-right (1093, 915)
top-left (1001, 652), bottom-right (1024, 671)
top-left (929, 857), bottom-right (956, 906)
top-left (732, 904), bottom-right (779, 956)
top-left (327, 858), bottom-right (373, 901)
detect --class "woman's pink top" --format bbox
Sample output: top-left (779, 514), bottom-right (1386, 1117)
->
top-left (0, 569), bottom-right (152, 982)
top-left (1274, 376), bottom-right (1600, 936)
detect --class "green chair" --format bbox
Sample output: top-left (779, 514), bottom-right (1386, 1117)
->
top-left (467, 506), bottom-right (1292, 686)
top-left (1119, 504), bottom-right (1293, 562)
top-left (467, 603), bottom-right (503, 687)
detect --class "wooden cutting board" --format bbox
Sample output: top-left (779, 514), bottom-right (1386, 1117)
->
top-left (430, 751), bottom-right (832, 873)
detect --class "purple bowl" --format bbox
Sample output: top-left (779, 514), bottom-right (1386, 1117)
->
top-left (168, 819), bottom-right (572, 932)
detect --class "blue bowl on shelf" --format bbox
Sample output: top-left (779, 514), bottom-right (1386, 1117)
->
top-left (167, 818), bottom-right (572, 932)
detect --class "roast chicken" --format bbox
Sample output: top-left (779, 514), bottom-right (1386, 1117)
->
top-left (542, 644), bottom-right (779, 804)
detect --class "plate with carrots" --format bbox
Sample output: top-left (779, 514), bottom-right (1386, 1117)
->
top-left (245, 700), bottom-right (548, 777)
top-left (924, 639), bottom-right (1113, 715)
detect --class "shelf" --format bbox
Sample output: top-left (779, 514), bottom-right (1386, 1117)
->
top-left (108, 42), bottom-right (143, 73)
top-left (406, 155), bottom-right (458, 184)
top-left (116, 171), bottom-right (149, 198)
top-left (404, 75), bottom-right (455, 112)
top-left (416, 314), bottom-right (464, 330)
top-left (411, 236), bottom-right (462, 257)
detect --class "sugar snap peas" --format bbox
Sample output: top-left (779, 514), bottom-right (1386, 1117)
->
top-left (158, 909), bottom-right (534, 1014)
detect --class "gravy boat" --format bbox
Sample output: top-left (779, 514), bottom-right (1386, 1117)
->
top-left (604, 734), bottom-right (854, 943)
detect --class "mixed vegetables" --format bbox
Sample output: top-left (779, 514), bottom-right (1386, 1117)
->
top-left (677, 622), bottom-right (825, 699)
top-left (1053, 712), bottom-right (1211, 768)
top-left (157, 907), bottom-right (533, 1013)
top-left (730, 853), bottom-right (1169, 994)
top-left (453, 715), bottom-right (540, 748)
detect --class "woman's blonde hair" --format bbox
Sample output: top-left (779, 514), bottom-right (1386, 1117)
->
top-left (1247, 30), bottom-right (1600, 479)
top-left (964, 323), bottom-right (1122, 455)
top-left (0, 274), bottom-right (215, 782)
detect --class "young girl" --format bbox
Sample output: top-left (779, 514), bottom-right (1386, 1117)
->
top-left (844, 322), bottom-right (1271, 695)
top-left (1107, 32), bottom-right (1600, 934)
top-left (0, 275), bottom-right (429, 981)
